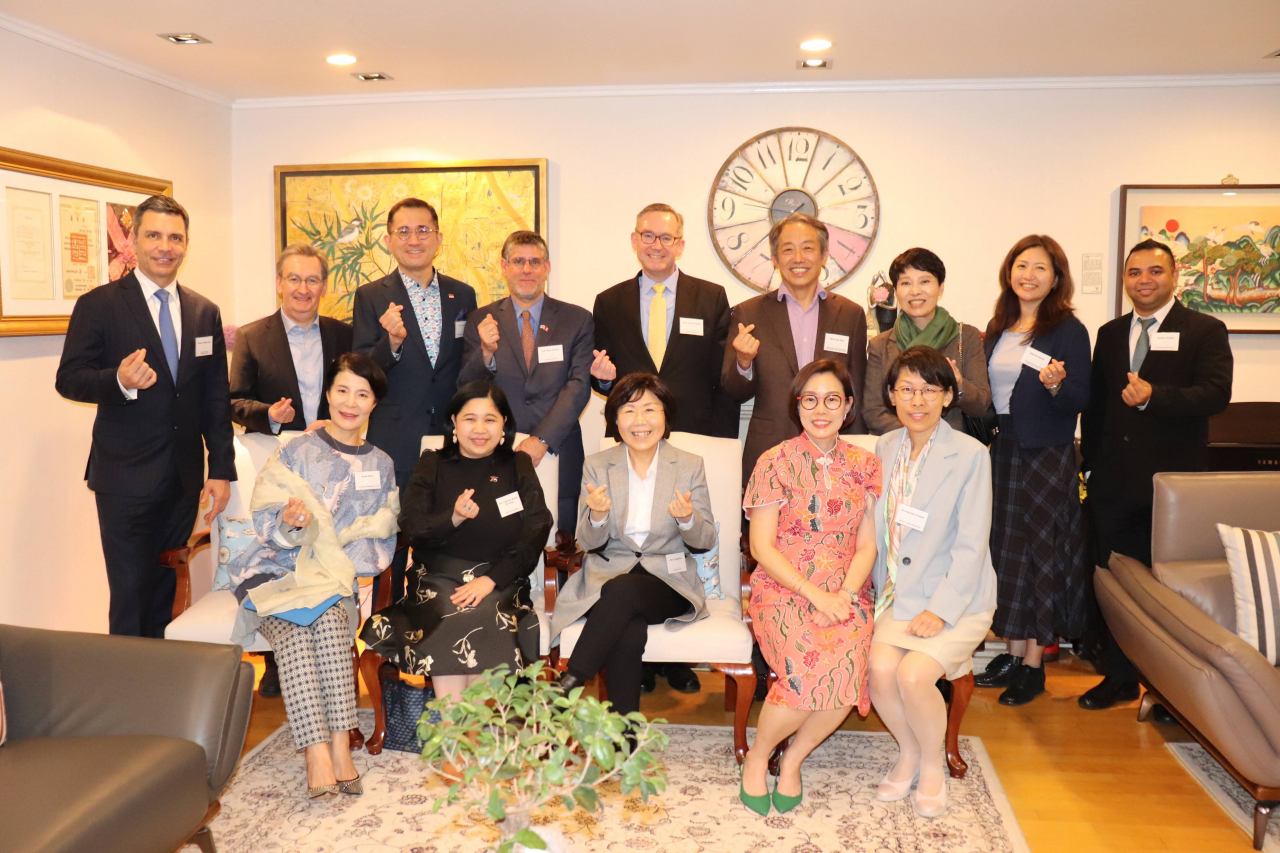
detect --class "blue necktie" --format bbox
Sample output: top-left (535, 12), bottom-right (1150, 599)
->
top-left (153, 288), bottom-right (179, 381)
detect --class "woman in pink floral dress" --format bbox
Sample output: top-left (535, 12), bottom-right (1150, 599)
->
top-left (738, 360), bottom-right (881, 815)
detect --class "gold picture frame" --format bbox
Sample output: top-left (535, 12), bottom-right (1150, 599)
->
top-left (274, 159), bottom-right (548, 323)
top-left (0, 146), bottom-right (171, 336)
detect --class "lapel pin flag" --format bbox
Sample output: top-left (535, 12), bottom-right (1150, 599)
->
top-left (540, 324), bottom-right (550, 332)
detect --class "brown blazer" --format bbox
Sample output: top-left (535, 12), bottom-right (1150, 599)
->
top-left (862, 323), bottom-right (992, 435)
top-left (721, 290), bottom-right (868, 486)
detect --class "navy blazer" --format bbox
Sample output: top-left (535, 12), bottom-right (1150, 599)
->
top-left (983, 315), bottom-right (1091, 449)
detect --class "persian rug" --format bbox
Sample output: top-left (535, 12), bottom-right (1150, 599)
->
top-left (1168, 742), bottom-right (1280, 852)
top-left (208, 710), bottom-right (1030, 852)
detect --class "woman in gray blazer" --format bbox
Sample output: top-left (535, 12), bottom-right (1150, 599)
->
top-left (551, 374), bottom-right (716, 715)
top-left (869, 346), bottom-right (997, 819)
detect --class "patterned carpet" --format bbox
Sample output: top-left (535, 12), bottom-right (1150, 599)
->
top-left (1168, 742), bottom-right (1280, 852)
top-left (208, 710), bottom-right (1030, 852)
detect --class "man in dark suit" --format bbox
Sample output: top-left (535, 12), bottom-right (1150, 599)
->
top-left (591, 203), bottom-right (738, 438)
top-left (460, 230), bottom-right (600, 533)
top-left (230, 243), bottom-right (353, 435)
top-left (353, 198), bottom-right (477, 601)
top-left (56, 195), bottom-right (235, 638)
top-left (1079, 239), bottom-right (1233, 710)
top-left (723, 213), bottom-right (868, 488)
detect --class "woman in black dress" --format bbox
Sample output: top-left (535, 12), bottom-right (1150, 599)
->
top-left (360, 380), bottom-right (553, 702)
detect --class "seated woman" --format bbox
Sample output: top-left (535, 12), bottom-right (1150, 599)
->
top-left (869, 345), bottom-right (997, 818)
top-left (360, 380), bottom-right (552, 704)
top-left (229, 352), bottom-right (400, 799)
top-left (551, 373), bottom-right (716, 717)
top-left (740, 359), bottom-right (881, 816)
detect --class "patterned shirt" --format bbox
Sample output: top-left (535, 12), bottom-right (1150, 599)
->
top-left (400, 268), bottom-right (442, 366)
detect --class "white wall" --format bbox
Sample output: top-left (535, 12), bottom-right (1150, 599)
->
top-left (0, 29), bottom-right (232, 631)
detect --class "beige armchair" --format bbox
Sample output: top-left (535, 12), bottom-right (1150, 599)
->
top-left (1094, 471), bottom-right (1280, 850)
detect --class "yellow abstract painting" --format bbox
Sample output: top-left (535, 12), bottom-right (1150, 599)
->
top-left (276, 160), bottom-right (546, 322)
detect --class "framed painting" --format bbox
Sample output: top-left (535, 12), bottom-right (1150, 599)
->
top-left (1116, 184), bottom-right (1280, 334)
top-left (275, 159), bottom-right (548, 323)
top-left (0, 146), bottom-right (170, 336)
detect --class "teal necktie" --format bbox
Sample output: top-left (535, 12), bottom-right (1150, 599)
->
top-left (1131, 317), bottom-right (1156, 373)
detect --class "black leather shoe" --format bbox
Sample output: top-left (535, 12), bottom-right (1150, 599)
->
top-left (640, 664), bottom-right (657, 695)
top-left (1077, 676), bottom-right (1140, 710)
top-left (1151, 703), bottom-right (1179, 726)
top-left (664, 663), bottom-right (701, 694)
top-left (258, 656), bottom-right (281, 698)
top-left (974, 653), bottom-right (1022, 688)
top-left (998, 665), bottom-right (1046, 706)
top-left (558, 672), bottom-right (584, 693)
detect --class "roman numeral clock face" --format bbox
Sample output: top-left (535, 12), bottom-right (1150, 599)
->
top-left (708, 127), bottom-right (880, 292)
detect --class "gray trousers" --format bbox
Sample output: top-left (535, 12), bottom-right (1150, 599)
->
top-left (259, 605), bottom-right (358, 749)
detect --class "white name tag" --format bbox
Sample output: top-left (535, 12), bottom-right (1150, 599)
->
top-left (679, 317), bottom-right (704, 336)
top-left (896, 504), bottom-right (929, 532)
top-left (1021, 346), bottom-right (1052, 371)
top-left (665, 552), bottom-right (687, 575)
top-left (496, 491), bottom-right (524, 517)
top-left (824, 333), bottom-right (850, 354)
top-left (354, 470), bottom-right (381, 491)
top-left (455, 320), bottom-right (466, 339)
top-left (1150, 331), bottom-right (1180, 351)
top-left (537, 344), bottom-right (564, 364)
top-left (195, 336), bottom-right (213, 357)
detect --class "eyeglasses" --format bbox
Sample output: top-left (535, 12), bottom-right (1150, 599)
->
top-left (892, 385), bottom-right (944, 402)
top-left (391, 226), bottom-right (440, 241)
top-left (282, 274), bottom-right (324, 287)
top-left (797, 393), bottom-right (848, 411)
top-left (618, 404), bottom-right (664, 421)
top-left (636, 231), bottom-right (680, 247)
top-left (505, 257), bottom-right (546, 270)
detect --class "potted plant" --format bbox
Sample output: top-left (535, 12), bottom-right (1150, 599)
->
top-left (418, 661), bottom-right (668, 852)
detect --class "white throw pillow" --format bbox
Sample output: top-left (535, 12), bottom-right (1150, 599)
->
top-left (1216, 523), bottom-right (1280, 665)
top-left (0, 662), bottom-right (7, 746)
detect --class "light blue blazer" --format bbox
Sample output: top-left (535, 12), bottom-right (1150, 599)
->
top-left (872, 420), bottom-right (998, 626)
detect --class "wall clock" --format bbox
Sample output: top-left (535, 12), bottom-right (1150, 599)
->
top-left (708, 127), bottom-right (879, 293)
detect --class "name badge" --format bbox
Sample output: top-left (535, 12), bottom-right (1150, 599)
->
top-left (824, 333), bottom-right (850, 354)
top-left (896, 504), bottom-right (929, 532)
top-left (195, 336), bottom-right (213, 357)
top-left (679, 317), bottom-right (704, 336)
top-left (1150, 331), bottom-right (1180, 351)
top-left (455, 320), bottom-right (466, 339)
top-left (665, 552), bottom-right (688, 575)
top-left (354, 470), bottom-right (381, 491)
top-left (537, 344), bottom-right (564, 364)
top-left (496, 491), bottom-right (524, 517)
top-left (1021, 346), bottom-right (1052, 371)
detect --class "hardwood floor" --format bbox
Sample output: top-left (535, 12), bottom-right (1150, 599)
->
top-left (240, 653), bottom-right (1247, 852)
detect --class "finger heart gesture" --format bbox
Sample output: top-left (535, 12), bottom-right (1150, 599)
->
top-left (584, 483), bottom-right (611, 515)
top-left (668, 490), bottom-right (694, 521)
top-left (453, 488), bottom-right (479, 522)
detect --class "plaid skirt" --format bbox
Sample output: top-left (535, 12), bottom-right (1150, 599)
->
top-left (989, 417), bottom-right (1091, 644)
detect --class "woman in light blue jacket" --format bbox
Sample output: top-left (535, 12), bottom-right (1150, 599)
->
top-left (869, 346), bottom-right (997, 819)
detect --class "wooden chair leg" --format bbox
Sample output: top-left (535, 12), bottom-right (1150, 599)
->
top-left (359, 648), bottom-right (388, 755)
top-left (1255, 801), bottom-right (1275, 851)
top-left (596, 668), bottom-right (608, 704)
top-left (714, 663), bottom-right (756, 765)
top-left (945, 672), bottom-right (974, 778)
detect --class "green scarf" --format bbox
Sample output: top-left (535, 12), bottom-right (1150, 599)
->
top-left (894, 305), bottom-right (961, 352)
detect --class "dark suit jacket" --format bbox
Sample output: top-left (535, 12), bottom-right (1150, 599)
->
top-left (55, 272), bottom-right (236, 497)
top-left (722, 290), bottom-right (868, 485)
top-left (982, 315), bottom-right (1091, 449)
top-left (1081, 300), bottom-right (1233, 507)
top-left (352, 268), bottom-right (477, 473)
top-left (592, 271), bottom-right (738, 438)
top-left (458, 295), bottom-right (594, 451)
top-left (228, 311), bottom-right (353, 434)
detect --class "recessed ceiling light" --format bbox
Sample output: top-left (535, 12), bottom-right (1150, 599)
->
top-left (158, 33), bottom-right (210, 45)
top-left (1224, 192), bottom-right (1238, 196)
top-left (800, 39), bottom-right (832, 51)
top-left (327, 54), bottom-right (358, 66)
top-left (798, 59), bottom-right (831, 69)
top-left (353, 72), bottom-right (392, 82)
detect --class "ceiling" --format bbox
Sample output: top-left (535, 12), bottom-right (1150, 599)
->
top-left (3, 0), bottom-right (1278, 102)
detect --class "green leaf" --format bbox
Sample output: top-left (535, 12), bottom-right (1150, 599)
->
top-left (487, 788), bottom-right (506, 821)
top-left (561, 794), bottom-right (576, 811)
top-left (573, 786), bottom-right (600, 812)
top-left (582, 764), bottom-right (601, 785)
top-left (513, 829), bottom-right (547, 850)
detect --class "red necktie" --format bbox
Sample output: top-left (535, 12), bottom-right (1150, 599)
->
top-left (521, 310), bottom-right (535, 370)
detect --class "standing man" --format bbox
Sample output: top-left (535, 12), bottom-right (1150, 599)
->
top-left (56, 195), bottom-right (234, 638)
top-left (230, 243), bottom-right (353, 435)
top-left (592, 203), bottom-right (737, 438)
top-left (722, 212), bottom-right (868, 487)
top-left (460, 230), bottom-right (598, 534)
top-left (1078, 239), bottom-right (1232, 710)
top-left (353, 198), bottom-right (477, 602)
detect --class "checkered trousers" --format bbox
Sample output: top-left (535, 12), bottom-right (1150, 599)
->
top-left (259, 605), bottom-right (358, 750)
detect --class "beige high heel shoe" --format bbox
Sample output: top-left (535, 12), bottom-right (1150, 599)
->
top-left (875, 770), bottom-right (918, 802)
top-left (912, 776), bottom-right (948, 818)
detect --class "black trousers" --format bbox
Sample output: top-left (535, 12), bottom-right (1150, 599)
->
top-left (1088, 491), bottom-right (1153, 683)
top-left (95, 474), bottom-right (198, 638)
top-left (373, 470), bottom-right (415, 608)
top-left (567, 565), bottom-right (689, 715)
top-left (554, 437), bottom-right (584, 536)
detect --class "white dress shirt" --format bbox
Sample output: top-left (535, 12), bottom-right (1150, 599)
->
top-left (119, 268), bottom-right (182, 400)
top-left (1128, 297), bottom-right (1176, 364)
top-left (277, 309), bottom-right (323, 431)
top-left (591, 445), bottom-right (692, 547)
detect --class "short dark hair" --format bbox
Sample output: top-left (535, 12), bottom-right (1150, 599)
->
top-left (787, 359), bottom-right (856, 433)
top-left (387, 197), bottom-right (439, 230)
top-left (604, 373), bottom-right (677, 440)
top-left (768, 213), bottom-right (829, 258)
top-left (325, 352), bottom-right (387, 402)
top-left (133, 195), bottom-right (189, 236)
top-left (441, 380), bottom-right (517, 460)
top-left (501, 230), bottom-right (548, 260)
top-left (1125, 238), bottom-right (1176, 271)
top-left (883, 345), bottom-right (958, 416)
top-left (889, 247), bottom-right (946, 287)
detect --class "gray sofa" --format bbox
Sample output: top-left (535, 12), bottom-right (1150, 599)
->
top-left (0, 624), bottom-right (253, 853)
top-left (1094, 471), bottom-right (1280, 850)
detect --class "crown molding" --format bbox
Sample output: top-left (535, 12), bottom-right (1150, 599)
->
top-left (0, 12), bottom-right (232, 107)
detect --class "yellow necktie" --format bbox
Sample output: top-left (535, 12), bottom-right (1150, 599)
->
top-left (648, 283), bottom-right (667, 368)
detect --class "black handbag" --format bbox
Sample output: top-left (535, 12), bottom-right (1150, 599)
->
top-left (380, 676), bottom-right (441, 753)
top-left (957, 328), bottom-right (999, 446)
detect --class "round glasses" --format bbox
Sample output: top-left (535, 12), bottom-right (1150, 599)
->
top-left (892, 385), bottom-right (944, 402)
top-left (391, 226), bottom-right (440, 241)
top-left (797, 393), bottom-right (848, 411)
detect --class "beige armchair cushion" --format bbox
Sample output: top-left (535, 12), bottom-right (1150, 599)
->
top-left (1153, 559), bottom-right (1236, 633)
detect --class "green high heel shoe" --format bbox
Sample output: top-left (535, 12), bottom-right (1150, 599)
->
top-left (772, 777), bottom-right (803, 813)
top-left (739, 768), bottom-right (772, 816)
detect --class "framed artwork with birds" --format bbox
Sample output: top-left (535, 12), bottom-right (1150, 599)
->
top-left (1116, 184), bottom-right (1280, 333)
top-left (275, 159), bottom-right (547, 322)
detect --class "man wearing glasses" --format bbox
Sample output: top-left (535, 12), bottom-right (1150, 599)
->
top-left (460, 230), bottom-right (599, 535)
top-left (354, 198), bottom-right (478, 601)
